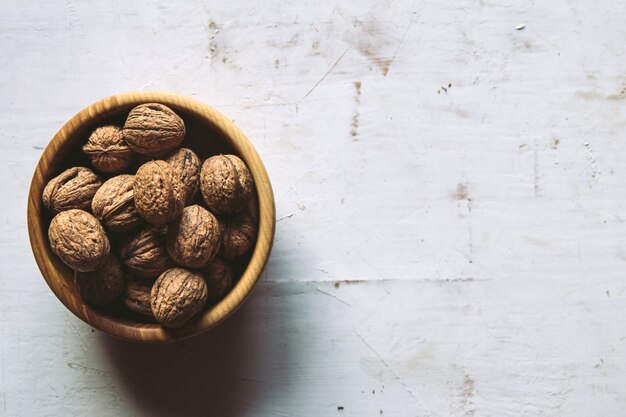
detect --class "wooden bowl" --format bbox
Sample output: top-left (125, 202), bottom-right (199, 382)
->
top-left (27, 91), bottom-right (275, 343)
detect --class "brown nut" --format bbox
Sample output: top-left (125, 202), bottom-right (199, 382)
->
top-left (200, 154), bottom-right (254, 215)
top-left (48, 209), bottom-right (110, 272)
top-left (42, 167), bottom-right (102, 214)
top-left (75, 254), bottom-right (125, 306)
top-left (134, 160), bottom-right (185, 225)
top-left (151, 268), bottom-right (208, 328)
top-left (124, 278), bottom-right (155, 321)
top-left (165, 147), bottom-right (200, 205)
top-left (123, 103), bottom-right (185, 157)
top-left (82, 125), bottom-right (135, 173)
top-left (201, 257), bottom-right (233, 302)
top-left (120, 225), bottom-right (174, 278)
top-left (92, 174), bottom-right (143, 233)
top-left (166, 205), bottom-right (220, 268)
top-left (221, 212), bottom-right (257, 260)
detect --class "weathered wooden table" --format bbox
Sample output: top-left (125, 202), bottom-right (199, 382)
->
top-left (2, 1), bottom-right (625, 415)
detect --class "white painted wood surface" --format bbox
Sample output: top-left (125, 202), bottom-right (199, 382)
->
top-left (1, 0), bottom-right (625, 416)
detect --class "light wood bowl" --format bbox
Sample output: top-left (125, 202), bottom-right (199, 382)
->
top-left (27, 91), bottom-right (275, 343)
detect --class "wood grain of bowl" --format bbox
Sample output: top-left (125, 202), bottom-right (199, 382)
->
top-left (27, 91), bottom-right (275, 343)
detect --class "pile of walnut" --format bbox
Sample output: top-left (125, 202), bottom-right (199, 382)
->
top-left (43, 103), bottom-right (257, 329)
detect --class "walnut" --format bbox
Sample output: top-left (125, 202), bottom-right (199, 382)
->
top-left (166, 205), bottom-right (220, 268)
top-left (221, 212), bottom-right (257, 260)
top-left (165, 147), bottom-right (200, 205)
top-left (124, 278), bottom-right (155, 321)
top-left (91, 174), bottom-right (143, 233)
top-left (82, 125), bottom-right (135, 173)
top-left (134, 160), bottom-right (185, 225)
top-left (200, 154), bottom-right (254, 215)
top-left (75, 254), bottom-right (125, 305)
top-left (120, 225), bottom-right (174, 278)
top-left (48, 209), bottom-right (110, 272)
top-left (42, 167), bottom-right (102, 214)
top-left (201, 257), bottom-right (233, 302)
top-left (151, 268), bottom-right (208, 328)
top-left (123, 103), bottom-right (185, 157)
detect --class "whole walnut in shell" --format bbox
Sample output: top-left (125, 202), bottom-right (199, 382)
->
top-left (201, 257), bottom-right (233, 302)
top-left (42, 167), bottom-right (102, 214)
top-left (92, 174), bottom-right (143, 233)
top-left (221, 212), bottom-right (257, 260)
top-left (200, 154), bottom-right (254, 215)
top-left (124, 278), bottom-right (155, 321)
top-left (120, 225), bottom-right (174, 278)
top-left (75, 254), bottom-right (125, 306)
top-left (123, 103), bottom-right (185, 157)
top-left (151, 268), bottom-right (208, 328)
top-left (48, 209), bottom-right (110, 272)
top-left (167, 205), bottom-right (221, 268)
top-left (166, 147), bottom-right (200, 205)
top-left (82, 125), bottom-right (135, 173)
top-left (134, 160), bottom-right (185, 225)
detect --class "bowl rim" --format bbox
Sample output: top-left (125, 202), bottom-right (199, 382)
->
top-left (27, 91), bottom-right (276, 343)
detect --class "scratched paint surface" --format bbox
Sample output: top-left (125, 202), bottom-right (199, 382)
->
top-left (1, 0), bottom-right (626, 416)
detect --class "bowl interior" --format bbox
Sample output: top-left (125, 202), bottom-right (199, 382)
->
top-left (28, 92), bottom-right (274, 342)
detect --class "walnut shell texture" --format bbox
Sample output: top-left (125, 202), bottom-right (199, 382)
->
top-left (201, 257), bottom-right (233, 302)
top-left (42, 167), bottom-right (102, 214)
top-left (123, 103), bottom-right (185, 157)
top-left (75, 254), bottom-right (125, 306)
top-left (134, 160), bottom-right (185, 225)
top-left (92, 174), bottom-right (143, 233)
top-left (48, 209), bottom-right (110, 272)
top-left (165, 147), bottom-right (200, 205)
top-left (120, 225), bottom-right (174, 278)
top-left (167, 205), bottom-right (220, 268)
top-left (200, 154), bottom-right (254, 215)
top-left (221, 212), bottom-right (257, 260)
top-left (82, 125), bottom-right (135, 173)
top-left (151, 268), bottom-right (208, 328)
top-left (124, 278), bottom-right (156, 321)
